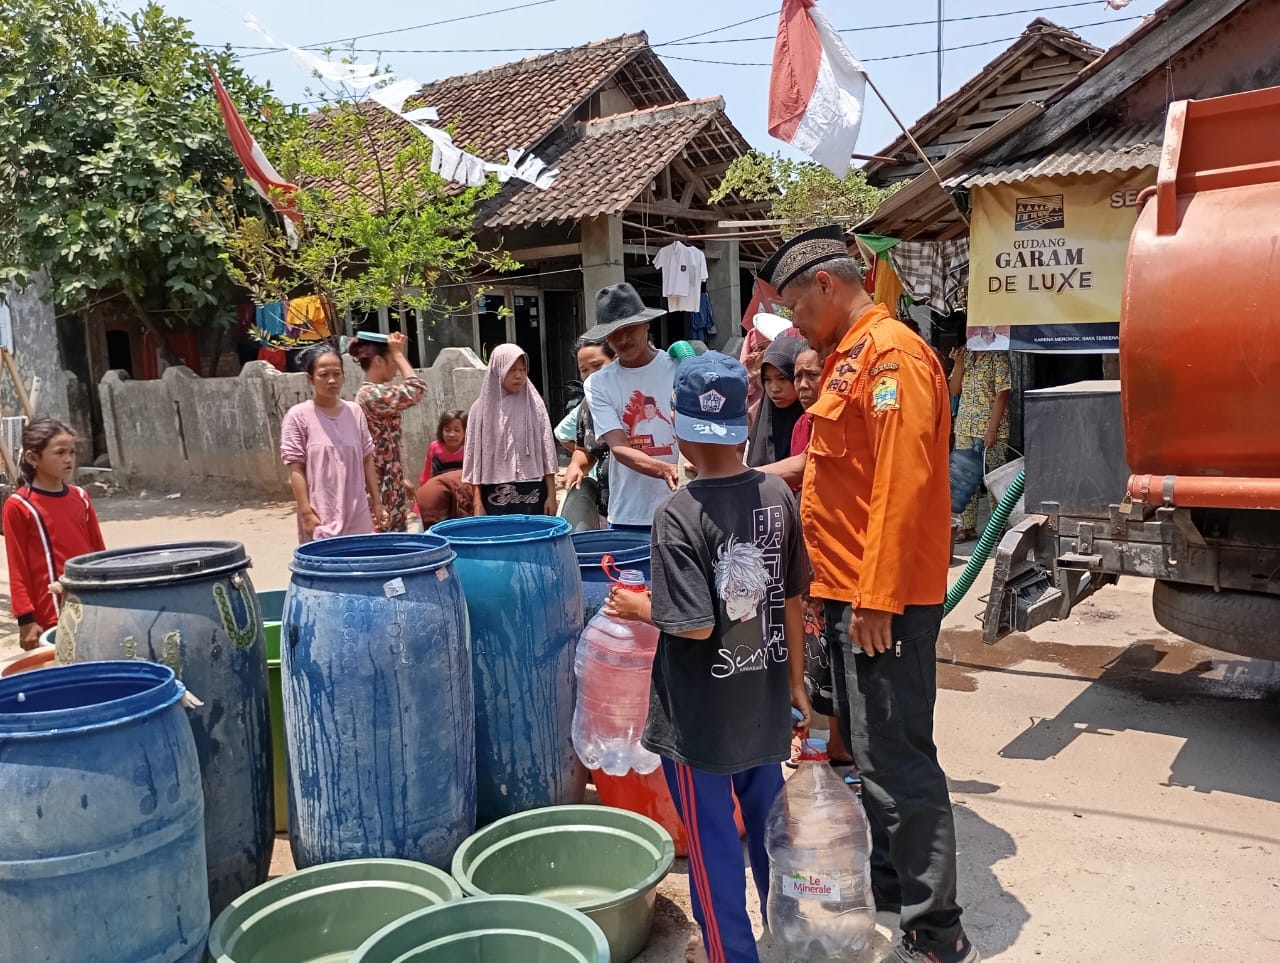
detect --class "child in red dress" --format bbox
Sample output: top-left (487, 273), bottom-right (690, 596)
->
top-left (4, 418), bottom-right (105, 649)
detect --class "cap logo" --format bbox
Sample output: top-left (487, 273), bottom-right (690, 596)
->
top-left (699, 389), bottom-right (726, 413)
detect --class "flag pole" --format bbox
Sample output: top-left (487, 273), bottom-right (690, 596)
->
top-left (863, 73), bottom-right (969, 228)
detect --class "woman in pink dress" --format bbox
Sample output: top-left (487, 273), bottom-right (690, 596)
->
top-left (281, 346), bottom-right (388, 543)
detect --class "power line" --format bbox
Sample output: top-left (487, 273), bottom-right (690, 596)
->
top-left (661, 15), bottom-right (1145, 67)
top-left (240, 0), bottom-right (564, 58)
top-left (661, 0), bottom-right (1108, 46)
top-left (9, 9), bottom-right (1145, 98)
top-left (214, 1), bottom-right (1118, 56)
top-left (660, 9), bottom-right (778, 47)
top-left (241, 14), bottom-right (1144, 64)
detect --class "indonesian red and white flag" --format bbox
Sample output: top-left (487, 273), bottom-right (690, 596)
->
top-left (768, 0), bottom-right (868, 176)
top-left (208, 65), bottom-right (302, 242)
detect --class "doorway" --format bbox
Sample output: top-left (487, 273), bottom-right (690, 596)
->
top-left (471, 288), bottom-right (549, 392)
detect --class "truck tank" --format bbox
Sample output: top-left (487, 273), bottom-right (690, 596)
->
top-left (1121, 85), bottom-right (1280, 499)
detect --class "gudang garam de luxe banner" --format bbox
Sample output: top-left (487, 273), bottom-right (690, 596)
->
top-left (965, 169), bottom-right (1155, 352)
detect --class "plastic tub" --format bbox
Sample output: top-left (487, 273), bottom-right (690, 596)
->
top-left (352, 896), bottom-right (611, 963)
top-left (1, 644), bottom-right (57, 678)
top-left (208, 859), bottom-right (463, 962)
top-left (452, 805), bottom-right (673, 962)
top-left (263, 620), bottom-right (288, 833)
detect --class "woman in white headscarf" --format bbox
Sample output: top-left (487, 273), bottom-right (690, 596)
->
top-left (462, 343), bottom-right (559, 516)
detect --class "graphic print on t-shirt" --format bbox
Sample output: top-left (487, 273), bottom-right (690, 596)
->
top-left (710, 507), bottom-right (789, 678)
top-left (623, 390), bottom-right (675, 457)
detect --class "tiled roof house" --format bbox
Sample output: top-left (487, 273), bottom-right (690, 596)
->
top-left (339, 34), bottom-right (769, 398)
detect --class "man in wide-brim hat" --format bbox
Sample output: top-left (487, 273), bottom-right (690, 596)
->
top-left (581, 283), bottom-right (682, 529)
top-left (760, 225), bottom-right (980, 963)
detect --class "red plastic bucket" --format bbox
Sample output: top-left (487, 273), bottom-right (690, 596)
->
top-left (1, 645), bottom-right (57, 678)
top-left (593, 768), bottom-right (745, 857)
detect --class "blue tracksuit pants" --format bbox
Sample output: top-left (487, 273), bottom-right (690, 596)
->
top-left (661, 757), bottom-right (785, 963)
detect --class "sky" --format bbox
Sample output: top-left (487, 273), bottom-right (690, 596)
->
top-left (166, 0), bottom-right (1166, 162)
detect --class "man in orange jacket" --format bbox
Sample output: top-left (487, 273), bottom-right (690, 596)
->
top-left (760, 225), bottom-right (978, 963)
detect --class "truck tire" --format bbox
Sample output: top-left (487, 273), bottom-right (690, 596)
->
top-left (1152, 580), bottom-right (1280, 661)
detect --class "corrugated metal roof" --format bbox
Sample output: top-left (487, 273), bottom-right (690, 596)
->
top-left (952, 118), bottom-right (1164, 187)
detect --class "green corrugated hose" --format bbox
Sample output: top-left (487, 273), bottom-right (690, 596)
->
top-left (944, 470), bottom-right (1027, 616)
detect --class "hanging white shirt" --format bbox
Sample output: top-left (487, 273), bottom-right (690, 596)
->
top-left (653, 242), bottom-right (707, 312)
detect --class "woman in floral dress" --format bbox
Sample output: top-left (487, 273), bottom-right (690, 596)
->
top-left (350, 331), bottom-right (427, 532)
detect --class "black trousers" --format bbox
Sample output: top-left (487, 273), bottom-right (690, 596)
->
top-left (823, 601), bottom-right (965, 946)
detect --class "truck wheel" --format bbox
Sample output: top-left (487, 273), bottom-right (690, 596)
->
top-left (1152, 580), bottom-right (1280, 660)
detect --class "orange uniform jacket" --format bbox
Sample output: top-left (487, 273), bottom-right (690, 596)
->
top-left (801, 303), bottom-right (952, 612)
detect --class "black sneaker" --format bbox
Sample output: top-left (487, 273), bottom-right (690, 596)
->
top-left (890, 932), bottom-right (981, 963)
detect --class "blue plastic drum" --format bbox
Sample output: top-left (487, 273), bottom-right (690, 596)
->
top-left (430, 515), bottom-right (587, 824)
top-left (571, 529), bottom-right (652, 624)
top-left (283, 533), bottom-right (475, 869)
top-left (0, 661), bottom-right (208, 962)
top-left (55, 541), bottom-right (272, 918)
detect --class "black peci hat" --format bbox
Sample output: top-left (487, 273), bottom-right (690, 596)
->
top-left (758, 224), bottom-right (852, 293)
top-left (581, 283), bottom-right (666, 342)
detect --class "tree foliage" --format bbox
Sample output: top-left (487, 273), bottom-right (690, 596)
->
top-left (710, 150), bottom-right (895, 237)
top-left (0, 0), bottom-right (300, 358)
top-left (217, 94), bottom-right (516, 323)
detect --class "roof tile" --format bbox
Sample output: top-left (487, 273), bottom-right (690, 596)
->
top-left (485, 98), bottom-right (726, 227)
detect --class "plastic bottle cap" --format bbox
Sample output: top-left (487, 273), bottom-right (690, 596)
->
top-left (797, 737), bottom-right (829, 762)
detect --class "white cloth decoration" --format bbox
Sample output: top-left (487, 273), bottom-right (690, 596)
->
top-left (244, 15), bottom-right (558, 191)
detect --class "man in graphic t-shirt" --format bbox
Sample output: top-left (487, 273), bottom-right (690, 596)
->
top-left (583, 283), bottom-right (681, 530)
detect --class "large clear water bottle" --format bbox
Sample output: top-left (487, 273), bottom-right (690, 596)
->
top-left (765, 737), bottom-right (875, 959)
top-left (571, 566), bottom-right (661, 776)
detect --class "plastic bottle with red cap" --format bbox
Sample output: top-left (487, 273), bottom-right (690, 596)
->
top-left (765, 735), bottom-right (875, 957)
top-left (571, 559), bottom-right (661, 776)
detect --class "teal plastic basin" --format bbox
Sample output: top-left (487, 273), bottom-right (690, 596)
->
top-left (207, 858), bottom-right (463, 962)
top-left (451, 805), bottom-right (673, 962)
top-left (352, 896), bottom-right (611, 963)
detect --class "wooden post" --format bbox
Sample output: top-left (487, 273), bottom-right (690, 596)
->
top-left (864, 74), bottom-right (970, 229)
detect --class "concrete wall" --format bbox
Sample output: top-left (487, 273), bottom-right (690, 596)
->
top-left (1, 278), bottom-right (91, 456)
top-left (100, 347), bottom-right (487, 495)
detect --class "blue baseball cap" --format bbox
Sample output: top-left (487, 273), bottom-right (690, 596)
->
top-left (672, 351), bottom-right (750, 445)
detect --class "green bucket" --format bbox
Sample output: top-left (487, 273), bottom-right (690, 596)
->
top-left (258, 589), bottom-right (287, 623)
top-left (207, 858), bottom-right (463, 962)
top-left (451, 805), bottom-right (673, 963)
top-left (352, 895), bottom-right (611, 963)
top-left (264, 620), bottom-right (288, 833)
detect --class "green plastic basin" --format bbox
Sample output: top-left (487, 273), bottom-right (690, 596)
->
top-left (451, 805), bottom-right (673, 963)
top-left (207, 858), bottom-right (463, 962)
top-left (264, 620), bottom-right (288, 833)
top-left (352, 895), bottom-right (611, 963)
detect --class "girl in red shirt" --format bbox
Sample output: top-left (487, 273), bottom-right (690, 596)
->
top-left (4, 418), bottom-right (105, 649)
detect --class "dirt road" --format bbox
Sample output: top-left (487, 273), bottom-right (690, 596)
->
top-left (4, 492), bottom-right (1278, 960)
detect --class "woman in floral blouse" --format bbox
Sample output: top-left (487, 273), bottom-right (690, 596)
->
top-left (350, 332), bottom-right (427, 532)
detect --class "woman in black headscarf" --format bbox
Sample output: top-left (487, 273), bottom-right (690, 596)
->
top-left (746, 334), bottom-right (806, 468)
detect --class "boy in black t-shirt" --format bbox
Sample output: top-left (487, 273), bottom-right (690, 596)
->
top-left (605, 351), bottom-right (811, 963)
